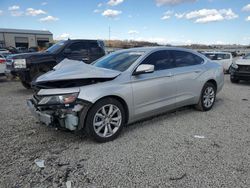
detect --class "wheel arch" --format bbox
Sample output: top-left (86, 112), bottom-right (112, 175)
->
top-left (80, 95), bottom-right (130, 130)
top-left (95, 95), bottom-right (130, 124)
top-left (206, 79), bottom-right (217, 92)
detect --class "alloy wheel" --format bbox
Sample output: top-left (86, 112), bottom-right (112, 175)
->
top-left (93, 104), bottom-right (122, 138)
top-left (203, 86), bottom-right (215, 108)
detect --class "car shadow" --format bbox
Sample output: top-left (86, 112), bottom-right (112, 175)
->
top-left (0, 77), bottom-right (8, 83)
top-left (14, 88), bottom-right (34, 95)
top-left (124, 97), bottom-right (224, 135)
top-left (238, 81), bottom-right (250, 86)
top-left (27, 97), bottom-right (225, 143)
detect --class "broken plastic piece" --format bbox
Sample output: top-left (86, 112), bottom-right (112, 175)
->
top-left (65, 114), bottom-right (78, 131)
top-left (66, 181), bottom-right (72, 188)
top-left (34, 159), bottom-right (45, 168)
top-left (72, 104), bottom-right (83, 112)
top-left (194, 135), bottom-right (205, 139)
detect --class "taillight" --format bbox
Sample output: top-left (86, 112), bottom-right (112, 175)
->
top-left (0, 59), bottom-right (6, 64)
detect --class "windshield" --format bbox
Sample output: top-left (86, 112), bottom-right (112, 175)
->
top-left (92, 51), bottom-right (144, 72)
top-left (243, 53), bottom-right (250, 59)
top-left (45, 41), bottom-right (66, 53)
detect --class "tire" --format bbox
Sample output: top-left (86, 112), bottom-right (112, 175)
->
top-left (230, 77), bottom-right (239, 83)
top-left (21, 80), bottom-right (31, 89)
top-left (85, 98), bottom-right (126, 142)
top-left (195, 82), bottom-right (216, 111)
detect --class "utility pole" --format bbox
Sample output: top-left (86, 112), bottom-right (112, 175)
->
top-left (109, 26), bottom-right (111, 47)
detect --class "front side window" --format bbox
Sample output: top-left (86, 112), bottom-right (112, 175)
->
top-left (172, 50), bottom-right (204, 67)
top-left (141, 50), bottom-right (175, 71)
top-left (93, 51), bottom-right (144, 72)
top-left (45, 40), bottom-right (66, 53)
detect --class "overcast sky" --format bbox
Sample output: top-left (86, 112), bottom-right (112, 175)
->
top-left (0, 0), bottom-right (250, 45)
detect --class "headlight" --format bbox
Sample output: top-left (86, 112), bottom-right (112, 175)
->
top-left (14, 59), bottom-right (26, 68)
top-left (38, 93), bottom-right (79, 105)
top-left (231, 62), bottom-right (238, 69)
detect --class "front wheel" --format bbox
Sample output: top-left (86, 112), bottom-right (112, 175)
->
top-left (230, 77), bottom-right (239, 83)
top-left (85, 98), bottom-right (126, 142)
top-left (21, 80), bottom-right (31, 89)
top-left (195, 82), bottom-right (216, 111)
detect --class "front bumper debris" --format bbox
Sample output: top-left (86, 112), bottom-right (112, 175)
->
top-left (27, 97), bottom-right (91, 131)
top-left (230, 64), bottom-right (250, 81)
top-left (230, 70), bottom-right (250, 81)
top-left (27, 99), bottom-right (53, 125)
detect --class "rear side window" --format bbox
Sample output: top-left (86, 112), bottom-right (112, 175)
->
top-left (171, 50), bottom-right (204, 67)
top-left (89, 41), bottom-right (103, 54)
top-left (89, 41), bottom-right (98, 48)
top-left (68, 42), bottom-right (88, 53)
top-left (141, 50), bottom-right (175, 71)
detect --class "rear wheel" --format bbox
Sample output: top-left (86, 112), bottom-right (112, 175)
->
top-left (195, 82), bottom-right (216, 111)
top-left (85, 98), bottom-right (125, 142)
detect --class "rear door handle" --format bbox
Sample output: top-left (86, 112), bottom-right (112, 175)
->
top-left (194, 70), bottom-right (202, 73)
top-left (166, 72), bottom-right (173, 77)
top-left (82, 58), bottom-right (89, 61)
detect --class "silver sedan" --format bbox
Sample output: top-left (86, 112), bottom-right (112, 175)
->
top-left (28, 47), bottom-right (224, 142)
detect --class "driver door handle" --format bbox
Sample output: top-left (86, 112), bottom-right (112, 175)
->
top-left (166, 72), bottom-right (173, 77)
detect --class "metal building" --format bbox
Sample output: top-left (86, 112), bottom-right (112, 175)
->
top-left (0, 28), bottom-right (53, 49)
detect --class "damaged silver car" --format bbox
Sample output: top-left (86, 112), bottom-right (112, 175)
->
top-left (27, 47), bottom-right (224, 142)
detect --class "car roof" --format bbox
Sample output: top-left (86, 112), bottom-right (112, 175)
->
top-left (203, 51), bottom-right (231, 55)
top-left (66, 39), bottom-right (104, 43)
top-left (117, 46), bottom-right (200, 54)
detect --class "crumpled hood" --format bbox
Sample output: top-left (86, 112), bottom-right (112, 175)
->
top-left (236, 58), bottom-right (250, 65)
top-left (35, 58), bottom-right (121, 83)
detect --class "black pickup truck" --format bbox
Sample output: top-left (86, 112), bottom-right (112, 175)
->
top-left (5, 39), bottom-right (106, 88)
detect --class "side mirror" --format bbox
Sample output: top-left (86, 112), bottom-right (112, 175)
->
top-left (64, 48), bottom-right (72, 54)
top-left (133, 64), bottom-right (154, 75)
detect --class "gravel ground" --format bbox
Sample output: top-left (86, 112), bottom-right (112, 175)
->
top-left (0, 75), bottom-right (250, 188)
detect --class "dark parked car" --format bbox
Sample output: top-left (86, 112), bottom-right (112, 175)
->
top-left (16, 47), bottom-right (29, 53)
top-left (230, 53), bottom-right (250, 83)
top-left (5, 39), bottom-right (106, 88)
top-left (28, 47), bottom-right (39, 53)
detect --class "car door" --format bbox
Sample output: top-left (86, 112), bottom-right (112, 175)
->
top-left (170, 50), bottom-right (205, 107)
top-left (65, 42), bottom-right (90, 63)
top-left (131, 50), bottom-right (177, 119)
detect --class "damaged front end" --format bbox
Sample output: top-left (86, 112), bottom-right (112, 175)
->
top-left (27, 90), bottom-right (92, 131)
top-left (27, 59), bottom-right (121, 130)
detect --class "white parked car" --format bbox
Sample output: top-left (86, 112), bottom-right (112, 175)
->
top-left (202, 52), bottom-right (233, 73)
top-left (0, 54), bottom-right (7, 77)
top-left (0, 49), bottom-right (10, 54)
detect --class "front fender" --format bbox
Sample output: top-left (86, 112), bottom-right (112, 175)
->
top-left (78, 81), bottom-right (133, 120)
